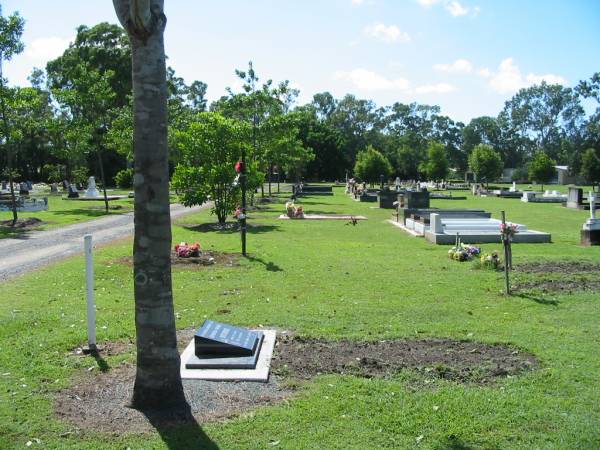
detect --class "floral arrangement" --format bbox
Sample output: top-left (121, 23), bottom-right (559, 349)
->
top-left (479, 251), bottom-right (501, 269)
top-left (233, 206), bottom-right (244, 220)
top-left (174, 242), bottom-right (201, 258)
top-left (448, 243), bottom-right (481, 262)
top-left (285, 201), bottom-right (304, 218)
top-left (500, 222), bottom-right (518, 242)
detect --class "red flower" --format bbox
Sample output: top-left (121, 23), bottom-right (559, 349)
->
top-left (235, 161), bottom-right (244, 173)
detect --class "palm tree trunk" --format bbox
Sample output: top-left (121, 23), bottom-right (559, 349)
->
top-left (113, 0), bottom-right (185, 411)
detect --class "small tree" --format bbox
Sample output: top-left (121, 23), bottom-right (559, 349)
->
top-left (468, 144), bottom-right (503, 187)
top-left (353, 145), bottom-right (392, 186)
top-left (420, 141), bottom-right (448, 182)
top-left (172, 112), bottom-right (247, 224)
top-left (528, 151), bottom-right (556, 191)
top-left (580, 148), bottom-right (600, 191)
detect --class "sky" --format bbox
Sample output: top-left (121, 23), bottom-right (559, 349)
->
top-left (2, 0), bottom-right (599, 123)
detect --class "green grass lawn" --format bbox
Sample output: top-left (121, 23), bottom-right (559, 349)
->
top-left (0, 192), bottom-right (135, 238)
top-left (1, 187), bottom-right (599, 449)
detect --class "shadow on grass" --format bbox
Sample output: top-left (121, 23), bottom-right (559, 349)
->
top-left (246, 255), bottom-right (283, 272)
top-left (182, 222), bottom-right (280, 235)
top-left (513, 292), bottom-right (560, 306)
top-left (91, 350), bottom-right (110, 373)
top-left (0, 226), bottom-right (30, 239)
top-left (50, 208), bottom-right (130, 218)
top-left (143, 405), bottom-right (219, 450)
top-left (432, 435), bottom-right (476, 450)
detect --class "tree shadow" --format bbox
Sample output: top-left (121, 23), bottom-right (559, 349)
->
top-left (513, 292), bottom-right (559, 306)
top-left (432, 435), bottom-right (476, 450)
top-left (142, 405), bottom-right (219, 450)
top-left (246, 255), bottom-right (283, 272)
top-left (50, 207), bottom-right (131, 218)
top-left (90, 350), bottom-right (110, 373)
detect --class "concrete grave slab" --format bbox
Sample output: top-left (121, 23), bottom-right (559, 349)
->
top-left (278, 214), bottom-right (367, 220)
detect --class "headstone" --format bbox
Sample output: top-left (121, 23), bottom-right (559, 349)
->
top-left (50, 183), bottom-right (59, 194)
top-left (581, 192), bottom-right (600, 246)
top-left (521, 191), bottom-right (536, 202)
top-left (84, 176), bottom-right (100, 198)
top-left (185, 320), bottom-right (265, 369)
top-left (68, 185), bottom-right (79, 198)
top-left (26, 181), bottom-right (33, 190)
top-left (1, 180), bottom-right (7, 190)
top-left (404, 190), bottom-right (430, 208)
top-left (430, 213), bottom-right (442, 234)
top-left (509, 181), bottom-right (517, 192)
top-left (61, 179), bottom-right (70, 190)
top-left (19, 182), bottom-right (29, 195)
top-left (567, 187), bottom-right (583, 209)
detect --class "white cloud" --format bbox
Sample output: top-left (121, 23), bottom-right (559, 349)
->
top-left (333, 69), bottom-right (410, 91)
top-left (433, 58), bottom-right (473, 74)
top-left (415, 83), bottom-right (456, 94)
top-left (477, 67), bottom-right (491, 78)
top-left (445, 1), bottom-right (469, 16)
top-left (363, 23), bottom-right (411, 43)
top-left (488, 58), bottom-right (567, 93)
top-left (25, 36), bottom-right (72, 62)
top-left (352, 0), bottom-right (365, 4)
top-left (417, 0), bottom-right (440, 6)
top-left (416, 0), bottom-right (479, 17)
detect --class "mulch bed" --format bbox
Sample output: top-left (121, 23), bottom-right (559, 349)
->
top-left (515, 261), bottom-right (600, 274)
top-left (0, 217), bottom-right (46, 229)
top-left (117, 251), bottom-right (241, 269)
top-left (55, 330), bottom-right (537, 434)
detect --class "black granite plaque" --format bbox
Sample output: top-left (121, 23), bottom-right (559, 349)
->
top-left (194, 320), bottom-right (261, 357)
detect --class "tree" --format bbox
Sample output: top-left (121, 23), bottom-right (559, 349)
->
top-left (420, 141), bottom-right (449, 181)
top-left (113, 0), bottom-right (185, 411)
top-left (528, 151), bottom-right (556, 191)
top-left (0, 7), bottom-right (24, 225)
top-left (468, 144), bottom-right (503, 186)
top-left (172, 112), bottom-right (247, 224)
top-left (353, 146), bottom-right (392, 186)
top-left (580, 148), bottom-right (600, 191)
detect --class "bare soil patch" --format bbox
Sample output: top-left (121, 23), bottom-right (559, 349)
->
top-left (516, 261), bottom-right (600, 274)
top-left (271, 335), bottom-right (537, 383)
top-left (55, 330), bottom-right (537, 435)
top-left (514, 261), bottom-right (600, 293)
top-left (0, 217), bottom-right (46, 229)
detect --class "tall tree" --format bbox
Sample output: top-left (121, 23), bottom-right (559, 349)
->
top-left (113, 0), bottom-right (185, 411)
top-left (420, 141), bottom-right (449, 182)
top-left (0, 6), bottom-right (24, 225)
top-left (353, 145), bottom-right (392, 186)
top-left (580, 148), bottom-right (600, 191)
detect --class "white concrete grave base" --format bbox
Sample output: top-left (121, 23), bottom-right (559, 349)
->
top-left (278, 214), bottom-right (367, 220)
top-left (180, 330), bottom-right (276, 382)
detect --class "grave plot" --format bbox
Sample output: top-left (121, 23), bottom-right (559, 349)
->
top-left (424, 213), bottom-right (551, 244)
top-left (391, 207), bottom-right (491, 236)
top-left (521, 190), bottom-right (567, 203)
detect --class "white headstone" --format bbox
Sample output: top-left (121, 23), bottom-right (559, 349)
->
top-left (583, 191), bottom-right (600, 231)
top-left (84, 176), bottom-right (100, 198)
top-left (510, 181), bottom-right (517, 192)
top-left (430, 213), bottom-right (442, 234)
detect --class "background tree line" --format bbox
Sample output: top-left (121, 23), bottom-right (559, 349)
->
top-left (1, 20), bottom-right (599, 193)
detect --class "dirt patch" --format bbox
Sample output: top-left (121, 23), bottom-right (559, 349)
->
top-left (0, 217), bottom-right (46, 229)
top-left (516, 261), bottom-right (600, 274)
top-left (54, 364), bottom-right (290, 435)
top-left (513, 261), bottom-right (600, 293)
top-left (87, 204), bottom-right (129, 211)
top-left (117, 251), bottom-right (241, 269)
top-left (55, 331), bottom-right (537, 435)
top-left (271, 335), bottom-right (537, 383)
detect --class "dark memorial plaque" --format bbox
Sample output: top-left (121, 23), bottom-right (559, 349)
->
top-left (186, 320), bottom-right (264, 370)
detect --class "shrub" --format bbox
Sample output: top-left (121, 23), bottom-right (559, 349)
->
top-left (114, 168), bottom-right (134, 189)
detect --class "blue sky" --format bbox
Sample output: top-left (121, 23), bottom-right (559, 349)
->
top-left (3, 0), bottom-right (599, 123)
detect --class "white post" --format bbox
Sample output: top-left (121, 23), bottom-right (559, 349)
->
top-left (84, 235), bottom-right (97, 352)
top-left (589, 192), bottom-right (596, 220)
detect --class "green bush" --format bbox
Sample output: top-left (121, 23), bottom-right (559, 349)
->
top-left (114, 168), bottom-right (134, 189)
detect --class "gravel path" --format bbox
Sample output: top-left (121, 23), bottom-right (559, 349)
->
top-left (0, 203), bottom-right (209, 281)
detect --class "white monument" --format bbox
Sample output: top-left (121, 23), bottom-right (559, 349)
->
top-left (583, 192), bottom-right (599, 231)
top-left (84, 176), bottom-right (100, 198)
top-left (509, 181), bottom-right (517, 192)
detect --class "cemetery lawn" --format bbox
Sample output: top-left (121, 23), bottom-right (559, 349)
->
top-left (0, 193), bottom-right (134, 238)
top-left (1, 187), bottom-right (599, 449)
